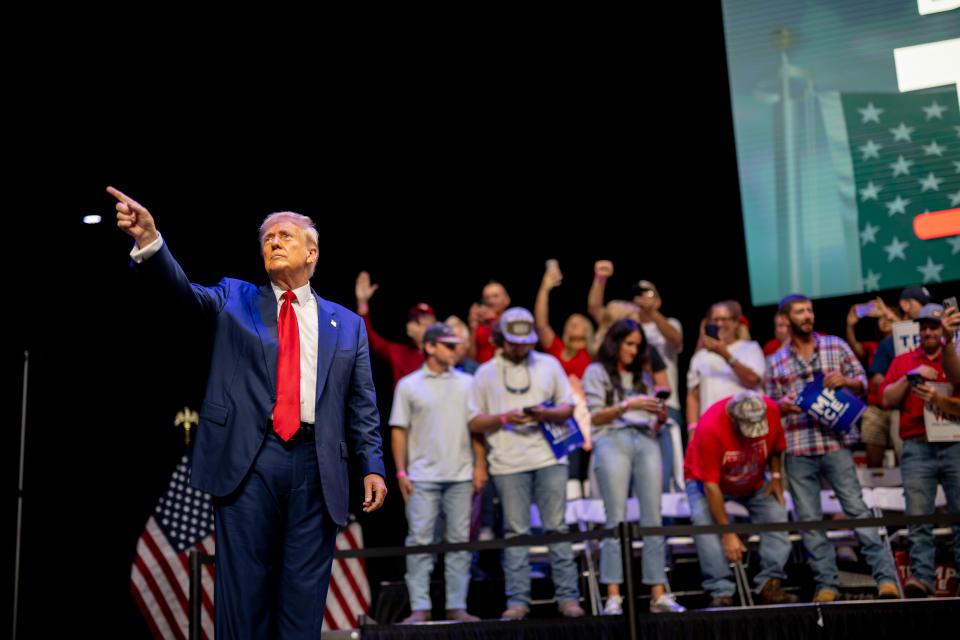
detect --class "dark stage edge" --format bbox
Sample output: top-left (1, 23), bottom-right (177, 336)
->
top-left (340, 599), bottom-right (960, 640)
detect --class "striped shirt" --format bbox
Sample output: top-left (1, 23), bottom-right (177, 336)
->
top-left (765, 334), bottom-right (867, 456)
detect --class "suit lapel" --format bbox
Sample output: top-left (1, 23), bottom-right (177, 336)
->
top-left (314, 290), bottom-right (340, 404)
top-left (255, 285), bottom-right (280, 398)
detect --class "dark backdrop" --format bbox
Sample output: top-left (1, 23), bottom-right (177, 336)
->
top-left (6, 8), bottom-right (959, 638)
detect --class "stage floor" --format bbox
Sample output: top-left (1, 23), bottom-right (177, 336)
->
top-left (327, 598), bottom-right (960, 640)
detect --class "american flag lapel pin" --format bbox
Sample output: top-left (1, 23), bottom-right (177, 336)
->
top-left (331, 319), bottom-right (337, 328)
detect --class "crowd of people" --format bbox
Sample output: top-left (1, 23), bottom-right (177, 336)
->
top-left (371, 260), bottom-right (960, 621)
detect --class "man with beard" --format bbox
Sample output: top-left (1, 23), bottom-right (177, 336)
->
top-left (880, 304), bottom-right (960, 598)
top-left (765, 295), bottom-right (899, 602)
top-left (467, 307), bottom-right (584, 619)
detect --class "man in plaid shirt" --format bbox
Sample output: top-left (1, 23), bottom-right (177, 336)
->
top-left (765, 295), bottom-right (899, 602)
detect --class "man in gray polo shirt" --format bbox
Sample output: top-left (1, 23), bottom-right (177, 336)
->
top-left (391, 324), bottom-right (487, 623)
top-left (468, 307), bottom-right (584, 619)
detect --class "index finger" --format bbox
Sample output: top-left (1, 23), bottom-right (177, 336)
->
top-left (106, 186), bottom-right (144, 210)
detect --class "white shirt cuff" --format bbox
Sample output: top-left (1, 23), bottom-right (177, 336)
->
top-left (130, 233), bottom-right (163, 264)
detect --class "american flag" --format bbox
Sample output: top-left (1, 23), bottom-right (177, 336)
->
top-left (131, 450), bottom-right (371, 638)
top-left (130, 452), bottom-right (216, 640)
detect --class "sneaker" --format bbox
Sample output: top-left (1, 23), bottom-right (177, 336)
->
top-left (446, 609), bottom-right (480, 622)
top-left (401, 609), bottom-right (431, 623)
top-left (650, 593), bottom-right (686, 613)
top-left (903, 577), bottom-right (933, 599)
top-left (877, 582), bottom-right (901, 599)
top-left (708, 595), bottom-right (735, 608)
top-left (501, 604), bottom-right (529, 620)
top-left (812, 588), bottom-right (839, 603)
top-left (757, 578), bottom-right (799, 605)
top-left (603, 595), bottom-right (623, 615)
top-left (558, 600), bottom-right (585, 618)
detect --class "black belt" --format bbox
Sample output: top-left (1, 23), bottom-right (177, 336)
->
top-left (269, 421), bottom-right (315, 443)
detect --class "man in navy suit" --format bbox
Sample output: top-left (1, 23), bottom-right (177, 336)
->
top-left (109, 187), bottom-right (387, 639)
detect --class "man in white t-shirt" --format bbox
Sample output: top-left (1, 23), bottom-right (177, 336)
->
top-left (390, 324), bottom-right (487, 623)
top-left (686, 300), bottom-right (766, 433)
top-left (467, 307), bottom-right (583, 620)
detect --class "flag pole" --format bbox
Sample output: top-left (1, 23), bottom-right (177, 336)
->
top-left (13, 351), bottom-right (28, 639)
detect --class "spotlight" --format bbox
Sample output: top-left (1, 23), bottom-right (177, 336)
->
top-left (83, 215), bottom-right (102, 224)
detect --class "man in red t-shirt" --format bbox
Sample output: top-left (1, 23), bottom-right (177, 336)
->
top-left (879, 303), bottom-right (960, 598)
top-left (683, 391), bottom-right (798, 607)
top-left (468, 281), bottom-right (511, 364)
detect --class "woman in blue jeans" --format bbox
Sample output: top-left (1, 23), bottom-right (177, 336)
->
top-left (582, 318), bottom-right (685, 614)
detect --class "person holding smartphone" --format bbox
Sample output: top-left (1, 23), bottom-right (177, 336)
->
top-left (581, 318), bottom-right (685, 614)
top-left (686, 300), bottom-right (766, 435)
top-left (879, 303), bottom-right (960, 598)
top-left (467, 308), bottom-right (583, 620)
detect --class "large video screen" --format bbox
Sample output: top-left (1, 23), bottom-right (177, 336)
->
top-left (721, 0), bottom-right (959, 305)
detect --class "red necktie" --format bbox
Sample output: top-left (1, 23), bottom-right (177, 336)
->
top-left (274, 290), bottom-right (300, 441)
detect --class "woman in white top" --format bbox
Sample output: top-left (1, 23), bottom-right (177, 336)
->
top-left (685, 300), bottom-right (766, 432)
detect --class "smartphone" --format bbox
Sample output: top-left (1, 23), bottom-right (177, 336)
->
top-left (855, 302), bottom-right (876, 318)
top-left (654, 388), bottom-right (671, 401)
top-left (545, 259), bottom-right (559, 272)
top-left (523, 405), bottom-right (540, 414)
top-left (907, 373), bottom-right (924, 386)
top-left (705, 323), bottom-right (719, 339)
top-left (944, 296), bottom-right (958, 312)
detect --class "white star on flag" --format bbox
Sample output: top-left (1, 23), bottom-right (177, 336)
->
top-left (950, 190), bottom-right (960, 207)
top-left (947, 236), bottom-right (960, 255)
top-left (863, 269), bottom-right (882, 291)
top-left (859, 139), bottom-right (883, 160)
top-left (859, 181), bottom-right (883, 202)
top-left (919, 172), bottom-right (944, 192)
top-left (889, 155), bottom-right (914, 177)
top-left (860, 222), bottom-right (880, 246)
top-left (884, 236), bottom-right (908, 262)
top-left (922, 100), bottom-right (947, 121)
top-left (858, 102), bottom-right (884, 124)
top-left (916, 257), bottom-right (944, 283)
top-left (889, 122), bottom-right (915, 142)
top-left (922, 140), bottom-right (945, 156)
top-left (885, 195), bottom-right (911, 216)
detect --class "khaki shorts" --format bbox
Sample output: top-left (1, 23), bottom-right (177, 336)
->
top-left (860, 405), bottom-right (892, 446)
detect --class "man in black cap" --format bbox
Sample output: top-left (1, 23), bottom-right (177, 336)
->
top-left (390, 323), bottom-right (487, 623)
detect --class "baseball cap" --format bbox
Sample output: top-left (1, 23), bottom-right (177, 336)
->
top-left (727, 390), bottom-right (769, 438)
top-left (900, 286), bottom-right (931, 305)
top-left (632, 279), bottom-right (659, 298)
top-left (500, 307), bottom-right (538, 344)
top-left (917, 303), bottom-right (944, 322)
top-left (423, 322), bottom-right (462, 344)
top-left (408, 303), bottom-right (436, 322)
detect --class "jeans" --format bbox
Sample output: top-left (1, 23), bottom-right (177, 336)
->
top-left (593, 427), bottom-right (667, 586)
top-left (685, 480), bottom-right (791, 597)
top-left (492, 465), bottom-right (580, 609)
top-left (785, 448), bottom-right (898, 592)
top-left (404, 480), bottom-right (474, 611)
top-left (901, 440), bottom-right (960, 590)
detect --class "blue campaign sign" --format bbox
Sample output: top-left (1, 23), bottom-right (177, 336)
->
top-left (794, 374), bottom-right (867, 434)
top-left (539, 417), bottom-right (585, 460)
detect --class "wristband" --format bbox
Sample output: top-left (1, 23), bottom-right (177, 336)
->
top-left (501, 413), bottom-right (509, 425)
top-left (358, 303), bottom-right (369, 314)
top-left (594, 275), bottom-right (607, 283)
top-left (396, 470), bottom-right (407, 479)
top-left (727, 355), bottom-right (738, 367)
top-left (771, 472), bottom-right (781, 479)
top-left (617, 400), bottom-right (629, 415)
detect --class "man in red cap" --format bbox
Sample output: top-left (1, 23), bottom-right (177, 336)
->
top-left (355, 270), bottom-right (435, 390)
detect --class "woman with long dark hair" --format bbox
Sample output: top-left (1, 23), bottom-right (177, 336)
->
top-left (581, 318), bottom-right (685, 614)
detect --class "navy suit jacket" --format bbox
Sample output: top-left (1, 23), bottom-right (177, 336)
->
top-left (137, 242), bottom-right (385, 527)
